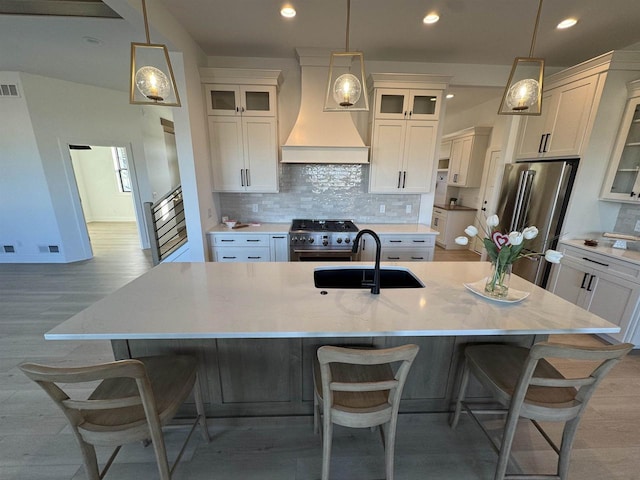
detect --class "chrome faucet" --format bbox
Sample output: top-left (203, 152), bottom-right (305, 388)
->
top-left (352, 229), bottom-right (381, 294)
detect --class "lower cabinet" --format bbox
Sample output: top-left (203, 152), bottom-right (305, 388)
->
top-left (115, 334), bottom-right (544, 417)
top-left (209, 232), bottom-right (289, 262)
top-left (359, 232), bottom-right (436, 262)
top-left (431, 207), bottom-right (476, 250)
top-left (548, 243), bottom-right (640, 343)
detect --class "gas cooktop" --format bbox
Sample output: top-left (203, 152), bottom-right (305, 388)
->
top-left (290, 219), bottom-right (358, 233)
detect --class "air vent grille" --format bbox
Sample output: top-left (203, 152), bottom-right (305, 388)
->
top-left (0, 84), bottom-right (20, 97)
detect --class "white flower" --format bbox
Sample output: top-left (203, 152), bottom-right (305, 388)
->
top-left (464, 225), bottom-right (478, 237)
top-left (454, 236), bottom-right (469, 246)
top-left (486, 215), bottom-right (499, 228)
top-left (508, 231), bottom-right (524, 245)
top-left (523, 226), bottom-right (539, 240)
top-left (544, 249), bottom-right (563, 263)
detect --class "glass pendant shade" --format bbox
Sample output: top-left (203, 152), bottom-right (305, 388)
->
top-left (130, 43), bottom-right (180, 106)
top-left (498, 57), bottom-right (544, 115)
top-left (324, 51), bottom-right (369, 111)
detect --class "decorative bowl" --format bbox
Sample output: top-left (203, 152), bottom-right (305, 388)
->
top-left (224, 220), bottom-right (238, 228)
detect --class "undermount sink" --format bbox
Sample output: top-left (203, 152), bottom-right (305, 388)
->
top-left (314, 266), bottom-right (425, 289)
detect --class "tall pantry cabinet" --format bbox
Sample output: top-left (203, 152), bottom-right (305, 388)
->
top-left (367, 74), bottom-right (450, 194)
top-left (201, 68), bottom-right (283, 193)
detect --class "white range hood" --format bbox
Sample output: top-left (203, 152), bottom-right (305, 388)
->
top-left (281, 49), bottom-right (369, 164)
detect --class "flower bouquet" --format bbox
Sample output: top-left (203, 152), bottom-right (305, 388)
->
top-left (455, 214), bottom-right (563, 298)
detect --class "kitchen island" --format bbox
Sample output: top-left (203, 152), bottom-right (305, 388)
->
top-left (46, 261), bottom-right (618, 416)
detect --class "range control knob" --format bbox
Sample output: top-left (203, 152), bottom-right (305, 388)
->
top-left (308, 237), bottom-right (314, 244)
top-left (345, 237), bottom-right (351, 244)
top-left (292, 236), bottom-right (298, 243)
top-left (336, 238), bottom-right (343, 244)
top-left (322, 236), bottom-right (329, 246)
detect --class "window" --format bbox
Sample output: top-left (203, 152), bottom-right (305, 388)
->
top-left (112, 147), bottom-right (131, 193)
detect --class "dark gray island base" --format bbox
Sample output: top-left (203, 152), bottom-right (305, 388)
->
top-left (112, 334), bottom-right (547, 417)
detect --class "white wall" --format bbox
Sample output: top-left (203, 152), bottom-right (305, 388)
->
top-left (70, 147), bottom-right (136, 222)
top-left (140, 105), bottom-right (176, 198)
top-left (0, 71), bottom-right (154, 263)
top-left (0, 72), bottom-right (62, 262)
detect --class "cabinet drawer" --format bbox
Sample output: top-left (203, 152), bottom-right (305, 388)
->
top-left (213, 233), bottom-right (270, 246)
top-left (381, 235), bottom-right (435, 247)
top-left (381, 248), bottom-right (433, 262)
top-left (433, 208), bottom-right (446, 217)
top-left (213, 247), bottom-right (271, 262)
top-left (559, 244), bottom-right (640, 284)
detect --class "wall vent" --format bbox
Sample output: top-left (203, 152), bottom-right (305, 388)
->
top-left (0, 84), bottom-right (20, 97)
top-left (3, 245), bottom-right (15, 253)
top-left (49, 245), bottom-right (60, 253)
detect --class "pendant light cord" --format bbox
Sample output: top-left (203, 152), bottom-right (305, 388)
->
top-left (529, 0), bottom-right (544, 57)
top-left (345, 0), bottom-right (351, 52)
top-left (141, 0), bottom-right (151, 44)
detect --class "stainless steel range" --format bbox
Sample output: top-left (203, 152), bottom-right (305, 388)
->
top-left (289, 219), bottom-right (360, 261)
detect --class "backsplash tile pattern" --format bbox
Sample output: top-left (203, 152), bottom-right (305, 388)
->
top-left (219, 164), bottom-right (421, 223)
top-left (614, 204), bottom-right (640, 234)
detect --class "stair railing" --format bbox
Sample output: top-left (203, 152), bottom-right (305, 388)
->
top-left (143, 184), bottom-right (187, 265)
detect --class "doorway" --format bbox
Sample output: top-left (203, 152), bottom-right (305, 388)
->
top-left (68, 144), bottom-right (146, 257)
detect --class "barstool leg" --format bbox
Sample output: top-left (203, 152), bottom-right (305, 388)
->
top-left (451, 358), bottom-right (470, 428)
top-left (557, 417), bottom-right (581, 480)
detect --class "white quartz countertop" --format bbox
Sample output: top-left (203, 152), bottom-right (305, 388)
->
top-left (208, 223), bottom-right (290, 234)
top-left (561, 239), bottom-right (640, 266)
top-left (207, 223), bottom-right (438, 235)
top-left (355, 224), bottom-right (438, 234)
top-left (45, 262), bottom-right (618, 341)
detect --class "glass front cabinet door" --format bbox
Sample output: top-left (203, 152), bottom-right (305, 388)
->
top-left (602, 82), bottom-right (640, 202)
top-left (206, 85), bottom-right (276, 117)
top-left (374, 88), bottom-right (441, 120)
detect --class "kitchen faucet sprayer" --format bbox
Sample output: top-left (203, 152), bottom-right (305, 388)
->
top-left (352, 229), bottom-right (381, 294)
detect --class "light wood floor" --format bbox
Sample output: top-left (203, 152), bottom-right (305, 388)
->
top-left (1, 223), bottom-right (639, 480)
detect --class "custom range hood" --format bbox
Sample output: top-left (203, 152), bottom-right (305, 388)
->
top-left (282, 49), bottom-right (369, 164)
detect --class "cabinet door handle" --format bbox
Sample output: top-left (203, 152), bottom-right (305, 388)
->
top-left (246, 168), bottom-right (251, 186)
top-left (631, 191), bottom-right (637, 198)
top-left (389, 240), bottom-right (402, 243)
top-left (412, 240), bottom-right (425, 243)
top-left (453, 173), bottom-right (458, 183)
top-left (543, 133), bottom-right (551, 152)
top-left (580, 272), bottom-right (589, 289)
top-left (387, 256), bottom-right (400, 260)
top-left (246, 239), bottom-right (261, 242)
top-left (586, 274), bottom-right (596, 292)
top-left (247, 256), bottom-right (262, 259)
top-left (397, 171), bottom-right (402, 188)
top-left (481, 207), bottom-right (487, 211)
top-left (241, 106), bottom-right (246, 113)
top-left (411, 256), bottom-right (424, 260)
top-left (402, 171), bottom-right (407, 188)
top-left (434, 218), bottom-right (439, 227)
top-left (582, 257), bottom-right (609, 267)
top-left (222, 256), bottom-right (237, 259)
top-left (408, 111), bottom-right (412, 118)
top-left (220, 239), bottom-right (235, 243)
top-left (404, 111), bottom-right (408, 118)
top-left (240, 169), bottom-right (245, 186)
top-left (272, 236), bottom-right (286, 239)
top-left (538, 134), bottom-right (545, 153)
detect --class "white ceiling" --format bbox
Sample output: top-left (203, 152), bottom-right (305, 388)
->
top-left (1, 0), bottom-right (640, 115)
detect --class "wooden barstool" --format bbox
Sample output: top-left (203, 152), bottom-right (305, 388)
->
top-left (313, 344), bottom-right (419, 480)
top-left (20, 354), bottom-right (210, 479)
top-left (451, 341), bottom-right (633, 480)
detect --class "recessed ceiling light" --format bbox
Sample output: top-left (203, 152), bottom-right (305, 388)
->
top-left (557, 18), bottom-right (577, 29)
top-left (82, 36), bottom-right (102, 46)
top-left (281, 6), bottom-right (296, 18)
top-left (423, 13), bottom-right (440, 24)
top-left (446, 94), bottom-right (455, 99)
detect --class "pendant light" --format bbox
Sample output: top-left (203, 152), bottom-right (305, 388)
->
top-left (324, 0), bottom-right (369, 111)
top-left (129, 0), bottom-right (181, 106)
top-left (498, 0), bottom-right (545, 115)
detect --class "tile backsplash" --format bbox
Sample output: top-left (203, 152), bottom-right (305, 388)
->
top-left (219, 164), bottom-right (421, 223)
top-left (614, 204), bottom-right (640, 235)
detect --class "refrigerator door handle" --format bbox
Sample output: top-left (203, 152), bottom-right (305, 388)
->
top-left (511, 170), bottom-right (536, 231)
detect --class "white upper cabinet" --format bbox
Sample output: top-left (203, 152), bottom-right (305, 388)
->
top-left (373, 88), bottom-right (442, 121)
top-left (444, 127), bottom-right (491, 188)
top-left (515, 75), bottom-right (598, 160)
top-left (201, 68), bottom-right (282, 193)
top-left (601, 80), bottom-right (640, 202)
top-left (367, 73), bottom-right (450, 194)
top-left (205, 85), bottom-right (277, 117)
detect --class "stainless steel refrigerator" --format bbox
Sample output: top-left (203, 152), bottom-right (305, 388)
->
top-left (494, 159), bottom-right (578, 288)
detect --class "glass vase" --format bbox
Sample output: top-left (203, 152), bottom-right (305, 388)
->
top-left (485, 260), bottom-right (511, 298)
